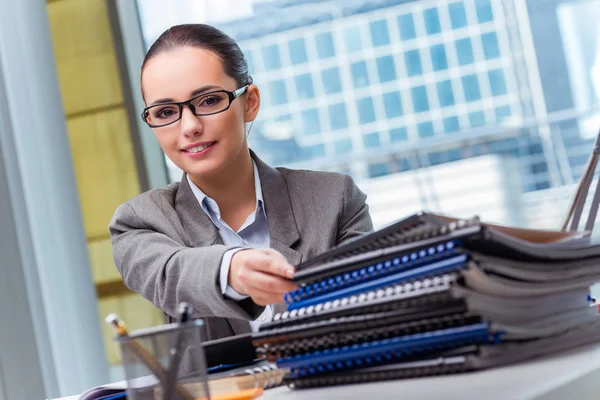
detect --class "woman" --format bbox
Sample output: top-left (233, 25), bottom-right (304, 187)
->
top-left (109, 24), bottom-right (373, 341)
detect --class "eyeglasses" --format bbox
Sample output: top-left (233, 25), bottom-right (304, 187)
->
top-left (141, 85), bottom-right (249, 128)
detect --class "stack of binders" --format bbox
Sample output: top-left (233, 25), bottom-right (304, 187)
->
top-left (252, 212), bottom-right (600, 389)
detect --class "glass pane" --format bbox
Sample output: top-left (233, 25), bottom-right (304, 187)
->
top-left (495, 105), bottom-right (512, 121)
top-left (357, 97), bottom-right (376, 124)
top-left (383, 91), bottom-right (403, 118)
top-left (242, 48), bottom-right (255, 74)
top-left (405, 49), bottom-right (423, 76)
top-left (301, 108), bottom-right (321, 135)
top-left (488, 69), bottom-right (508, 96)
top-left (351, 61), bottom-right (369, 88)
top-left (430, 44), bottom-right (448, 71)
top-left (448, 2), bottom-right (468, 29)
top-left (268, 80), bottom-right (288, 105)
top-left (376, 55), bottom-right (397, 83)
top-left (368, 162), bottom-right (390, 178)
top-left (344, 26), bottom-right (363, 53)
top-left (390, 127), bottom-right (408, 142)
top-left (475, 0), bottom-right (494, 23)
top-left (302, 144), bottom-right (326, 159)
top-left (418, 121), bottom-right (435, 138)
top-left (321, 67), bottom-right (342, 94)
top-left (370, 19), bottom-right (390, 46)
top-left (295, 73), bottom-right (315, 100)
top-left (334, 138), bottom-right (353, 155)
top-left (423, 8), bottom-right (441, 35)
top-left (363, 132), bottom-right (381, 148)
top-left (437, 80), bottom-right (455, 107)
top-left (482, 32), bottom-right (500, 59)
top-left (462, 74), bottom-right (481, 102)
top-left (397, 14), bottom-right (416, 40)
top-left (443, 116), bottom-right (460, 133)
top-left (315, 31), bottom-right (335, 59)
top-left (456, 38), bottom-right (475, 65)
top-left (288, 38), bottom-right (308, 65)
top-left (411, 86), bottom-right (429, 113)
top-left (328, 102), bottom-right (349, 130)
top-left (262, 44), bottom-right (281, 70)
top-left (469, 111), bottom-right (486, 127)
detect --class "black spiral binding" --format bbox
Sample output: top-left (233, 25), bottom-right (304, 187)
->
top-left (285, 355), bottom-right (473, 389)
top-left (295, 214), bottom-right (481, 273)
top-left (259, 274), bottom-right (458, 331)
top-left (260, 312), bottom-right (480, 361)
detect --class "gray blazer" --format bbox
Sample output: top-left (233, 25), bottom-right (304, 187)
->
top-left (109, 153), bottom-right (373, 341)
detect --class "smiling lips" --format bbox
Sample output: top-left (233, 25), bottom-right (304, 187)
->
top-left (183, 141), bottom-right (216, 157)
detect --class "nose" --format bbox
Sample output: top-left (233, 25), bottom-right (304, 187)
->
top-left (179, 104), bottom-right (203, 138)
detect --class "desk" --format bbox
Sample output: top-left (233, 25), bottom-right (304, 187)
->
top-left (55, 344), bottom-right (600, 400)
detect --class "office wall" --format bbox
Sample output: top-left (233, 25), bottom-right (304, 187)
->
top-left (46, 0), bottom-right (164, 365)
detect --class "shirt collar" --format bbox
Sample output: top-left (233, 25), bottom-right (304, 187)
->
top-left (186, 160), bottom-right (265, 218)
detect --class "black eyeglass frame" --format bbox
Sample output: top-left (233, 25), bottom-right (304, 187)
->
top-left (141, 85), bottom-right (249, 128)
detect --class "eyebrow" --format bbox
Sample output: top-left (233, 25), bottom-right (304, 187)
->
top-left (148, 85), bottom-right (223, 106)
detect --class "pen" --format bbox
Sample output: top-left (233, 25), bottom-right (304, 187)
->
top-left (105, 313), bottom-right (195, 400)
top-left (164, 302), bottom-right (193, 400)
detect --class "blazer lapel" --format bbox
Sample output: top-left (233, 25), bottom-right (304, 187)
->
top-left (175, 174), bottom-right (222, 247)
top-left (253, 152), bottom-right (303, 267)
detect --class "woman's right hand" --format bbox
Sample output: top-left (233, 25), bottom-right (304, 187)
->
top-left (229, 248), bottom-right (299, 306)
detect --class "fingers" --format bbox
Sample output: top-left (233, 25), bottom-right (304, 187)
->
top-left (245, 249), bottom-right (295, 278)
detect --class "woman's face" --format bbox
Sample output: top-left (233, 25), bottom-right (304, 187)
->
top-left (141, 46), bottom-right (259, 179)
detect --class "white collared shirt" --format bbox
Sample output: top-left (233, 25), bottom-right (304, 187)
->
top-left (186, 161), bottom-right (273, 332)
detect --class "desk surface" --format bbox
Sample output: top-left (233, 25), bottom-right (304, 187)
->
top-left (55, 344), bottom-right (600, 400)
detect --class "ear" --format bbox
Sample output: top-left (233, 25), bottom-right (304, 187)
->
top-left (243, 84), bottom-right (260, 123)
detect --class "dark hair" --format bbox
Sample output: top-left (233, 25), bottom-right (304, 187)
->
top-left (141, 24), bottom-right (253, 88)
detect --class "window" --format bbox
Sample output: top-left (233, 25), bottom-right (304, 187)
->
top-left (243, 49), bottom-right (255, 73)
top-left (475, 0), bottom-right (494, 23)
top-left (376, 55), bottom-right (397, 83)
top-left (488, 69), bottom-right (508, 96)
top-left (262, 44), bottom-right (281, 70)
top-left (321, 67), bottom-right (342, 94)
top-left (443, 116), bottom-right (460, 133)
top-left (398, 14), bottom-right (416, 40)
top-left (423, 8), bottom-right (441, 35)
top-left (344, 26), bottom-right (363, 53)
top-left (288, 38), bottom-right (308, 65)
top-left (334, 138), bottom-right (353, 155)
top-left (390, 127), bottom-right (408, 142)
top-left (455, 38), bottom-right (474, 65)
top-left (315, 32), bottom-right (335, 59)
top-left (328, 103), bottom-right (349, 130)
top-left (437, 80), bottom-right (455, 107)
top-left (430, 44), bottom-right (448, 71)
top-left (469, 111), bottom-right (486, 127)
top-left (357, 97), bottom-right (376, 124)
top-left (405, 49), bottom-right (423, 76)
top-left (411, 86), bottom-right (429, 113)
top-left (370, 19), bottom-right (390, 46)
top-left (301, 144), bottom-right (326, 159)
top-left (295, 73), bottom-right (315, 100)
top-left (368, 162), bottom-right (390, 178)
top-left (482, 32), bottom-right (500, 60)
top-left (268, 80), bottom-right (288, 105)
top-left (418, 121), bottom-right (435, 138)
top-left (495, 105), bottom-right (511, 121)
top-left (462, 75), bottom-right (481, 102)
top-left (363, 132), bottom-right (381, 148)
top-left (301, 109), bottom-right (321, 135)
top-left (351, 61), bottom-right (369, 88)
top-left (383, 91), bottom-right (403, 118)
top-left (448, 2), bottom-right (468, 29)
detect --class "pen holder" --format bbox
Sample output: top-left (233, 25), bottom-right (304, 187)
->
top-left (116, 319), bottom-right (210, 400)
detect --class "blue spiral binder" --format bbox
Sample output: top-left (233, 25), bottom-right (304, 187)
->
top-left (285, 240), bottom-right (462, 308)
top-left (277, 323), bottom-right (502, 378)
